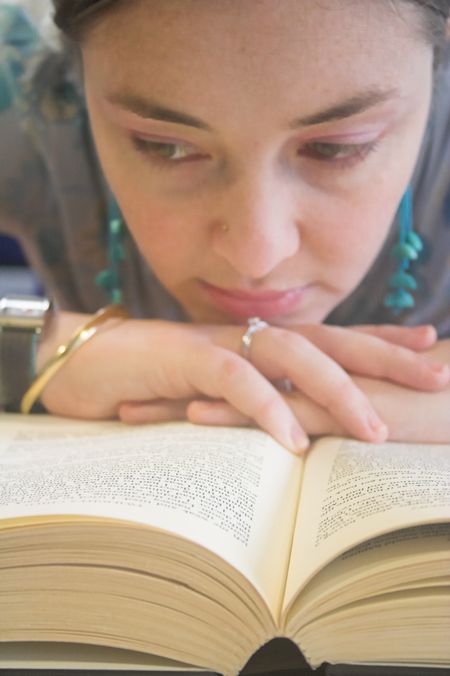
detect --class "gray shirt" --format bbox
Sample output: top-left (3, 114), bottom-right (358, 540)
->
top-left (1, 5), bottom-right (449, 333)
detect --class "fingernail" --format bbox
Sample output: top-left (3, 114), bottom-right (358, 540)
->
top-left (419, 325), bottom-right (437, 341)
top-left (428, 362), bottom-right (450, 378)
top-left (289, 424), bottom-right (309, 454)
top-left (366, 411), bottom-right (388, 441)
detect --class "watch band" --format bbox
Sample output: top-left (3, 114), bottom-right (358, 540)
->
top-left (0, 295), bottom-right (52, 413)
top-left (0, 327), bottom-right (40, 411)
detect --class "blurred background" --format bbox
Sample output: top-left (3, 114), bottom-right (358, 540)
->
top-left (2, 0), bottom-right (53, 34)
top-left (0, 0), bottom-right (53, 295)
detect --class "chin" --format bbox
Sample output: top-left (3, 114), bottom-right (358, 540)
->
top-left (285, 301), bottom-right (337, 326)
top-left (182, 304), bottom-right (236, 326)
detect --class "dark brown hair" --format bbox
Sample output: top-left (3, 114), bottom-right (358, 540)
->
top-left (53, 0), bottom-right (450, 62)
top-left (52, 0), bottom-right (123, 41)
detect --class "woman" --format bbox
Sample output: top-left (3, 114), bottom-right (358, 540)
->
top-left (1, 0), bottom-right (449, 451)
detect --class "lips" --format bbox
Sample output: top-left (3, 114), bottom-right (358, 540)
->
top-left (201, 281), bottom-right (308, 320)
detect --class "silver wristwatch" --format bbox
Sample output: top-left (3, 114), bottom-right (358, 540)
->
top-left (0, 295), bottom-right (52, 412)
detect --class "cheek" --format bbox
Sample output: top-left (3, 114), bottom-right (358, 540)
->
top-left (308, 178), bottom-right (401, 290)
top-left (86, 105), bottom-right (209, 281)
top-left (119, 197), bottom-right (206, 282)
top-left (305, 98), bottom-right (431, 291)
top-left (127, 205), bottom-right (190, 260)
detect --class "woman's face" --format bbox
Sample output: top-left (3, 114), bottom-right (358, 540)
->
top-left (82, 0), bottom-right (433, 325)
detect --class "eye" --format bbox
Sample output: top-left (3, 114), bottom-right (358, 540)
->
top-left (131, 136), bottom-right (208, 163)
top-left (300, 140), bottom-right (379, 166)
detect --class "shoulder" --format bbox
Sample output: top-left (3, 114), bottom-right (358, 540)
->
top-left (327, 54), bottom-right (450, 334)
top-left (384, 54), bottom-right (450, 335)
top-left (415, 51), bottom-right (450, 195)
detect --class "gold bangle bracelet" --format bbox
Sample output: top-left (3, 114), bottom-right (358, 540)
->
top-left (20, 304), bottom-right (128, 414)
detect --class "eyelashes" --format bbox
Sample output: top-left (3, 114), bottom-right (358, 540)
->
top-left (301, 139), bottom-right (380, 168)
top-left (130, 134), bottom-right (380, 171)
top-left (131, 136), bottom-right (209, 163)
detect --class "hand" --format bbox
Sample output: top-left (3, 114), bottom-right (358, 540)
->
top-left (353, 339), bottom-right (450, 443)
top-left (37, 313), bottom-right (306, 452)
top-left (39, 315), bottom-right (446, 452)
top-left (172, 334), bottom-right (450, 444)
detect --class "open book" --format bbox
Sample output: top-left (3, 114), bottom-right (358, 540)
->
top-left (0, 413), bottom-right (449, 675)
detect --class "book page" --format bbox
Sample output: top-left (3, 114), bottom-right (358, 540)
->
top-left (0, 642), bottom-right (206, 672)
top-left (0, 414), bottom-right (302, 616)
top-left (283, 436), bottom-right (450, 610)
top-left (286, 522), bottom-right (450, 628)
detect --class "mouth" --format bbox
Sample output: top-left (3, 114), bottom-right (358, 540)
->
top-left (200, 281), bottom-right (310, 321)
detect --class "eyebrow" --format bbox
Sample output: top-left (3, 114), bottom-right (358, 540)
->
top-left (290, 88), bottom-right (399, 127)
top-left (106, 87), bottom-right (398, 131)
top-left (106, 93), bottom-right (212, 130)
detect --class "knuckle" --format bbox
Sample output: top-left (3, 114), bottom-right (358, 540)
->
top-left (216, 353), bottom-right (247, 384)
top-left (275, 327), bottom-right (309, 352)
top-left (390, 343), bottom-right (410, 360)
top-left (255, 392), bottom-right (283, 423)
top-left (197, 344), bottom-right (220, 365)
top-left (326, 376), bottom-right (358, 410)
top-left (383, 343), bottom-right (410, 370)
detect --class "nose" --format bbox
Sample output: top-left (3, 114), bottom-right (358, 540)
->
top-left (211, 170), bottom-right (301, 279)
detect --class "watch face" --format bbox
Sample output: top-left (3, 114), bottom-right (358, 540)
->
top-left (0, 295), bottom-right (51, 330)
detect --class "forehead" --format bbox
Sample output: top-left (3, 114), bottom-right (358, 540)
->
top-left (82, 0), bottom-right (430, 121)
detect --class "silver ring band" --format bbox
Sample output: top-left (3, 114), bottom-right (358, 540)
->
top-left (241, 317), bottom-right (269, 360)
top-left (276, 378), bottom-right (293, 393)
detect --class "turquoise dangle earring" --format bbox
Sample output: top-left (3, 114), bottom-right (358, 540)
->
top-left (383, 186), bottom-right (423, 313)
top-left (95, 196), bottom-right (126, 304)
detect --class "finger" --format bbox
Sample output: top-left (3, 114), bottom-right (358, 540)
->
top-left (187, 399), bottom-right (251, 427)
top-left (350, 323), bottom-right (437, 350)
top-left (207, 322), bottom-right (445, 389)
top-left (190, 395), bottom-right (344, 437)
top-left (191, 355), bottom-right (387, 445)
top-left (249, 329), bottom-right (389, 443)
top-left (186, 345), bottom-right (309, 454)
top-left (295, 325), bottom-right (449, 391)
top-left (119, 399), bottom-right (188, 424)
